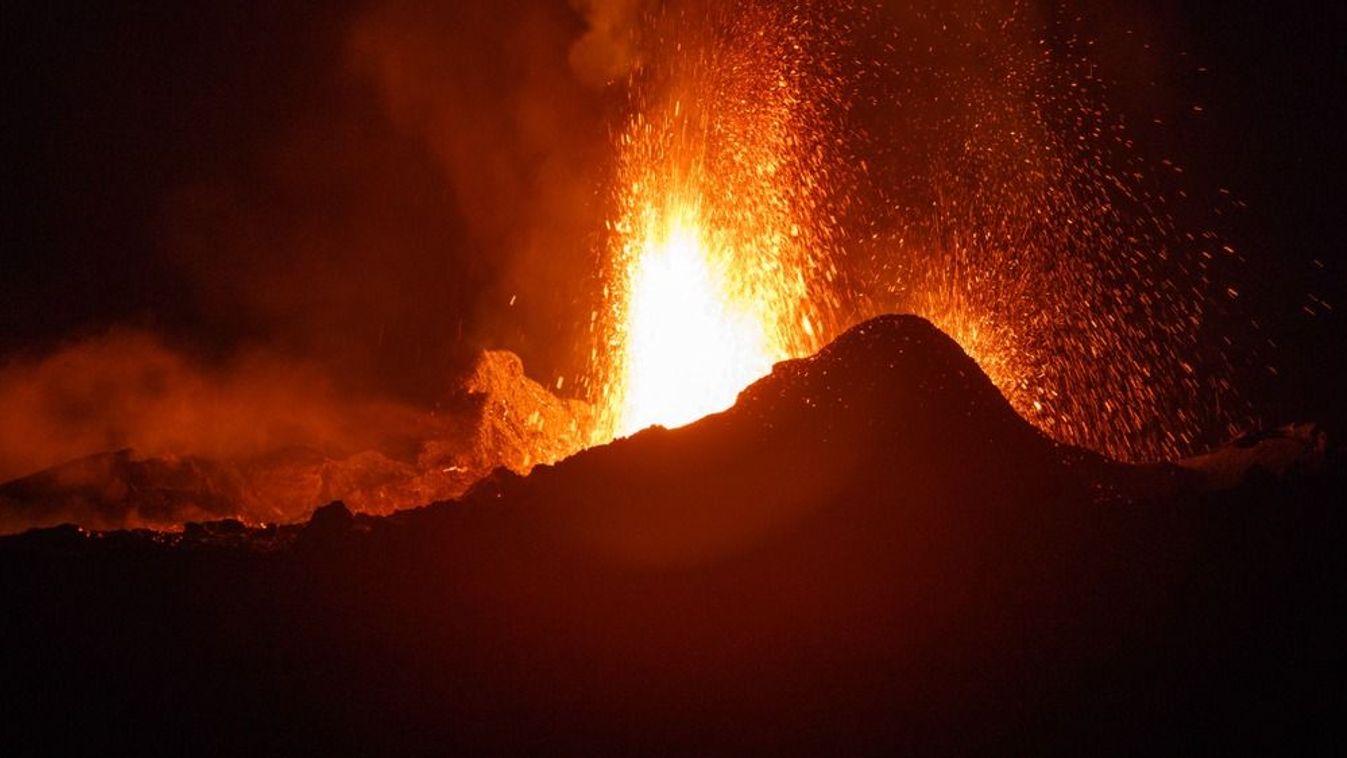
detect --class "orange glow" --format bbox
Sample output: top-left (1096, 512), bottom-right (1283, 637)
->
top-left (615, 201), bottom-right (776, 434)
top-left (590, 5), bottom-right (843, 440)
top-left (579, 0), bottom-right (1240, 462)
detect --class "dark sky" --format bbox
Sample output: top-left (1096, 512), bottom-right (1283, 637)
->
top-left (3, 1), bottom-right (1344, 426)
top-left (4, 2), bottom-right (354, 344)
top-left (4, 2), bottom-right (351, 357)
top-left (3, 0), bottom-right (611, 402)
top-left (1128, 1), bottom-right (1347, 429)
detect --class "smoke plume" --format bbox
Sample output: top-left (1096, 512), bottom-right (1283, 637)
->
top-left (0, 330), bottom-right (431, 484)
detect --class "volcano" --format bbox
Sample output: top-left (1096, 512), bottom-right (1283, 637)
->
top-left (2, 316), bottom-right (1342, 753)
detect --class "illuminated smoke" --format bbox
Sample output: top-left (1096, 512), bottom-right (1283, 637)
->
top-left (568, 0), bottom-right (646, 86)
top-left (0, 330), bottom-right (427, 484)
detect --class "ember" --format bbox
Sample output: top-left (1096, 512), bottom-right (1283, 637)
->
top-left (2, 1), bottom-right (1344, 753)
top-left (1, 0), bottom-right (1340, 530)
top-left (586, 0), bottom-right (1255, 462)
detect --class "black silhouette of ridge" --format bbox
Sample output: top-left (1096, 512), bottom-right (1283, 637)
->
top-left (1, 315), bottom-right (1341, 754)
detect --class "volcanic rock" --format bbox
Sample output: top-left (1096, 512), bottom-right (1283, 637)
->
top-left (1179, 421), bottom-right (1330, 489)
top-left (1, 315), bottom-right (1342, 754)
top-left (295, 500), bottom-right (354, 552)
top-left (182, 518), bottom-right (247, 540)
top-left (306, 499), bottom-right (353, 534)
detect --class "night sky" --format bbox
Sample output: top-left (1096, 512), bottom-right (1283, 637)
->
top-left (4, 0), bottom-right (1344, 429)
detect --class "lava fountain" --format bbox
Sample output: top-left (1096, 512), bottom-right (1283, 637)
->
top-left (582, 1), bottom-right (1245, 461)
top-left (618, 201), bottom-right (775, 433)
top-left (593, 3), bottom-right (846, 439)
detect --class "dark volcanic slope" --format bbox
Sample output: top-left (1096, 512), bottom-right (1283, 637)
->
top-left (3, 316), bottom-right (1343, 754)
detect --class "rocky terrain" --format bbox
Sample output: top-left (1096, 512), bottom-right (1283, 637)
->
top-left (2, 316), bottom-right (1342, 753)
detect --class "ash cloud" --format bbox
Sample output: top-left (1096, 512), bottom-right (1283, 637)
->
top-left (340, 0), bottom-right (618, 387)
top-left (153, 0), bottom-right (625, 404)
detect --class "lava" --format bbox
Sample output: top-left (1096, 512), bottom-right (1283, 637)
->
top-left (584, 0), bottom-right (1247, 461)
top-left (592, 2), bottom-right (846, 439)
top-left (616, 202), bottom-right (775, 434)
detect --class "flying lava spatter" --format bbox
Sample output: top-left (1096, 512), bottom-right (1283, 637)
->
top-left (586, 0), bottom-right (1245, 462)
top-left (591, 2), bottom-right (848, 440)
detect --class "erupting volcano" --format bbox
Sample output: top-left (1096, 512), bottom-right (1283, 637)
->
top-left (2, 0), bottom-right (1344, 753)
top-left (580, 0), bottom-right (1251, 464)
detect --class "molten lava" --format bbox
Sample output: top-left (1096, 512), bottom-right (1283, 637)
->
top-left (578, 0), bottom-right (1251, 461)
top-left (616, 202), bottom-right (776, 434)
top-left (592, 3), bottom-right (845, 440)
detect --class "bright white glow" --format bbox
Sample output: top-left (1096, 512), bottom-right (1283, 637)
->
top-left (618, 208), bottom-right (774, 435)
